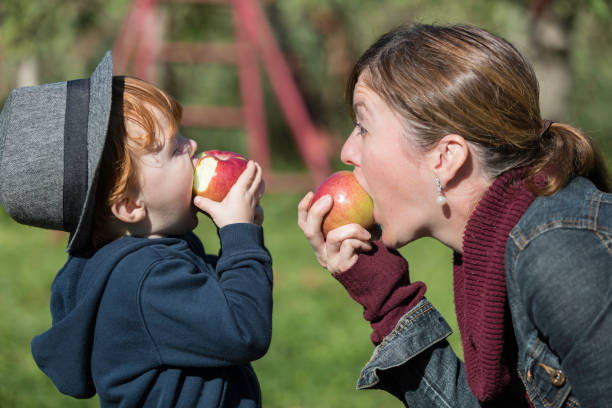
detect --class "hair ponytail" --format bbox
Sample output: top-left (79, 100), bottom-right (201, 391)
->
top-left (528, 123), bottom-right (611, 195)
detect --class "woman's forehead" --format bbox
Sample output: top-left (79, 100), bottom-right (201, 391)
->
top-left (353, 80), bottom-right (373, 109)
top-left (353, 80), bottom-right (390, 118)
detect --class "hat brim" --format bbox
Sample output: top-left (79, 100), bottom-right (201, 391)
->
top-left (66, 52), bottom-right (113, 254)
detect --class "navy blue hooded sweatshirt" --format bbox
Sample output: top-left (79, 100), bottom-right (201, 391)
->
top-left (31, 224), bottom-right (273, 407)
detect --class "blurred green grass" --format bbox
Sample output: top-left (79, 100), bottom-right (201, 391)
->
top-left (0, 192), bottom-right (457, 407)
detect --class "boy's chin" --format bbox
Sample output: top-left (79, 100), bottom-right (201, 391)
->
top-left (184, 214), bottom-right (199, 233)
top-left (191, 217), bottom-right (199, 231)
top-left (164, 215), bottom-right (200, 237)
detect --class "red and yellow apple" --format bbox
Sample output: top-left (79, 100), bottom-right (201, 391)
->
top-left (193, 150), bottom-right (248, 201)
top-left (309, 170), bottom-right (375, 237)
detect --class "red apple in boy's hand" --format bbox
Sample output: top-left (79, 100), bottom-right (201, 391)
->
top-left (309, 170), bottom-right (375, 237)
top-left (193, 150), bottom-right (248, 202)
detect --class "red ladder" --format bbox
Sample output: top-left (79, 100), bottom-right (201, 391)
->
top-left (113, 0), bottom-right (331, 190)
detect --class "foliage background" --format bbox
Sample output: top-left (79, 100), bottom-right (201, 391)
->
top-left (1, 0), bottom-right (611, 407)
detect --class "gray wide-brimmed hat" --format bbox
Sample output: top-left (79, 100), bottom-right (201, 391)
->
top-left (0, 52), bottom-right (113, 254)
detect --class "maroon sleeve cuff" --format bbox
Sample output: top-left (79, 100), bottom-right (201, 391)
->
top-left (333, 240), bottom-right (426, 345)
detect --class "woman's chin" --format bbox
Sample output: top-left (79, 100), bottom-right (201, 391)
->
top-left (381, 228), bottom-right (413, 249)
top-left (380, 229), bottom-right (398, 249)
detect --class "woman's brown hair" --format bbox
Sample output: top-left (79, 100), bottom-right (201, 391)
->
top-left (92, 76), bottom-right (183, 248)
top-left (346, 24), bottom-right (611, 194)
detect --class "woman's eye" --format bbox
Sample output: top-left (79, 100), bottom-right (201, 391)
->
top-left (356, 123), bottom-right (368, 136)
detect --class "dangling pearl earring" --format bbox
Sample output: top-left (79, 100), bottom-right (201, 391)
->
top-left (435, 176), bottom-right (447, 206)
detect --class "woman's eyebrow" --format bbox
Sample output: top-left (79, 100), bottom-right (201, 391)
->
top-left (353, 101), bottom-right (369, 117)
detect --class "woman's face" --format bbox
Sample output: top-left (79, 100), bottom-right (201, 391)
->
top-left (341, 74), bottom-right (436, 248)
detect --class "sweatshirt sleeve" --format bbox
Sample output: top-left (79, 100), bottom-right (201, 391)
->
top-left (139, 224), bottom-right (273, 368)
top-left (333, 240), bottom-right (426, 345)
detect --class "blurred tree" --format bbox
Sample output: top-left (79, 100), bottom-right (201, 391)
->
top-left (0, 0), bottom-right (610, 161)
top-left (0, 2), bottom-right (611, 407)
top-left (515, 0), bottom-right (611, 120)
top-left (523, 0), bottom-right (575, 120)
top-left (0, 0), bottom-right (127, 94)
top-left (265, 0), bottom-right (612, 161)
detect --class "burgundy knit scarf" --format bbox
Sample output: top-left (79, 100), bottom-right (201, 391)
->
top-left (453, 169), bottom-right (536, 401)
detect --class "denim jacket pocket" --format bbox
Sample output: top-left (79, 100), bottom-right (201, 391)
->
top-left (520, 338), bottom-right (580, 408)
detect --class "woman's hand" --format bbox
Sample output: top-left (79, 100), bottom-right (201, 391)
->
top-left (194, 160), bottom-right (265, 228)
top-left (298, 191), bottom-right (373, 274)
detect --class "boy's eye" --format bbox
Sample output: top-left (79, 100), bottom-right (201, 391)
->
top-left (174, 138), bottom-right (187, 154)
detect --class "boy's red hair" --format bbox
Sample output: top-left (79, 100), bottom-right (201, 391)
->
top-left (92, 76), bottom-right (183, 248)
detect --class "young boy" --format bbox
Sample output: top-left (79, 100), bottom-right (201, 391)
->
top-left (0, 53), bottom-right (272, 407)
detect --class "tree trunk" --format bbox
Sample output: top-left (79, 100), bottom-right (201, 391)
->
top-left (526, 1), bottom-right (575, 121)
top-left (16, 56), bottom-right (39, 87)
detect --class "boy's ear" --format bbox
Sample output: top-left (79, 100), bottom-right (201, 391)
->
top-left (429, 134), bottom-right (469, 184)
top-left (111, 194), bottom-right (146, 224)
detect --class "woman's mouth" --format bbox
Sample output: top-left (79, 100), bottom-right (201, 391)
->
top-left (351, 168), bottom-right (370, 195)
top-left (372, 205), bottom-right (381, 224)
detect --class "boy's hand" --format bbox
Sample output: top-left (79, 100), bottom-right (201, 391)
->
top-left (298, 191), bottom-right (372, 275)
top-left (253, 203), bottom-right (264, 226)
top-left (194, 160), bottom-right (265, 228)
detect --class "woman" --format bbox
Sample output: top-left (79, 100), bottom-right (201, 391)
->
top-left (298, 24), bottom-right (612, 408)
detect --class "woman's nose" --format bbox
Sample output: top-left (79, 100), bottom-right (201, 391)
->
top-left (340, 129), bottom-right (359, 166)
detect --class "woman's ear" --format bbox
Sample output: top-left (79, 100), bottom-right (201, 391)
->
top-left (111, 194), bottom-right (146, 225)
top-left (429, 134), bottom-right (469, 184)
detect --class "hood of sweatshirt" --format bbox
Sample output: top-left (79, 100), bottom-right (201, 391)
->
top-left (30, 237), bottom-right (157, 398)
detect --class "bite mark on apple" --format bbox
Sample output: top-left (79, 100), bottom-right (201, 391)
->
top-left (194, 157), bottom-right (218, 192)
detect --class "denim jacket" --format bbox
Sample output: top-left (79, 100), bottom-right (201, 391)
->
top-left (356, 177), bottom-right (612, 408)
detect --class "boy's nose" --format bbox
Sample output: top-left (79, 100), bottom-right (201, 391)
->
top-left (189, 138), bottom-right (198, 155)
